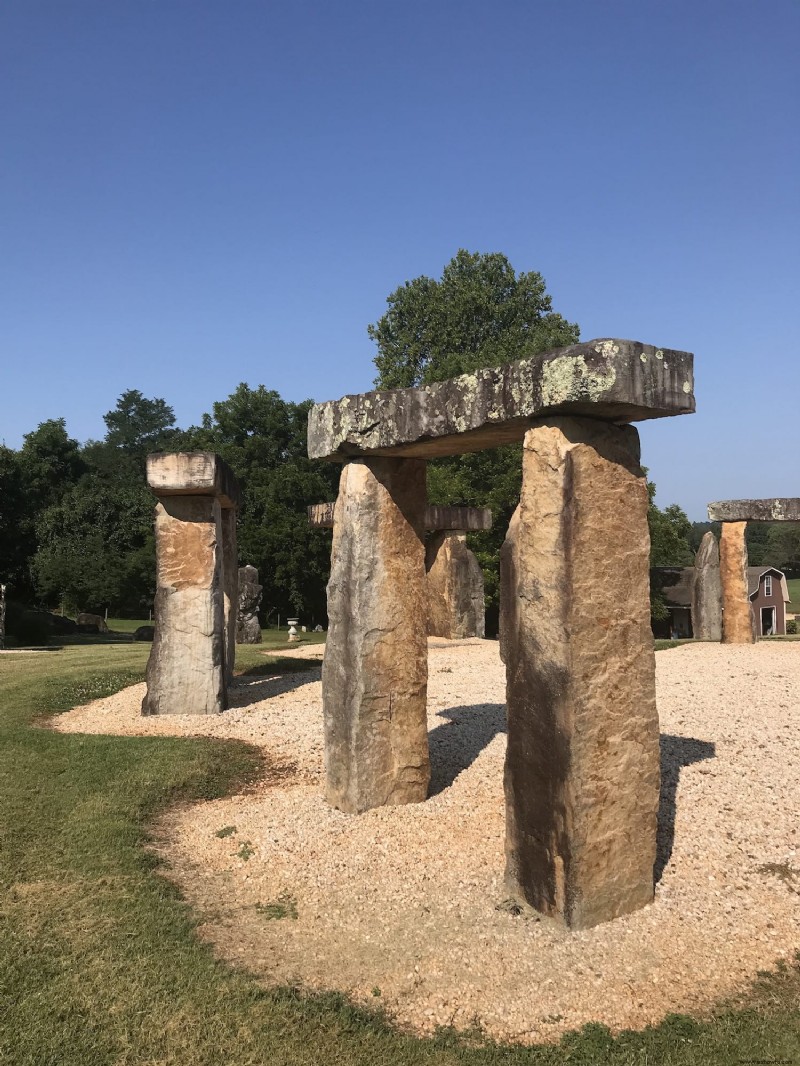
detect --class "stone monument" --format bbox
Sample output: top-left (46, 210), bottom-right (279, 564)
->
top-left (142, 452), bottom-right (240, 715)
top-left (707, 498), bottom-right (800, 644)
top-left (236, 565), bottom-right (262, 644)
top-left (309, 338), bottom-right (695, 928)
top-left (692, 531), bottom-right (722, 641)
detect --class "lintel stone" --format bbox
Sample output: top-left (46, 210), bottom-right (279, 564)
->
top-left (308, 501), bottom-right (492, 531)
top-left (708, 498), bottom-right (800, 523)
top-left (308, 339), bottom-right (694, 461)
top-left (147, 452), bottom-right (241, 509)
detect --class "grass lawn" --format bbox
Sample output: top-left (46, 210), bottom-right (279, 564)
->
top-left (1, 647), bottom-right (799, 1064)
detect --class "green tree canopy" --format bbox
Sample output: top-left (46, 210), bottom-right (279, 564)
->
top-left (103, 390), bottom-right (177, 455)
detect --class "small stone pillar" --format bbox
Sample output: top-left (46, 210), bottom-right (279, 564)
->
top-left (692, 531), bottom-right (722, 641)
top-left (220, 506), bottom-right (238, 685)
top-left (720, 521), bottom-right (755, 644)
top-left (236, 565), bottom-right (263, 644)
top-left (323, 457), bottom-right (429, 813)
top-left (426, 531), bottom-right (485, 639)
top-left (142, 453), bottom-right (240, 715)
top-left (502, 416), bottom-right (659, 929)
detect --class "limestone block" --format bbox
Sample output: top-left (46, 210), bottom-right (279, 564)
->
top-left (692, 531), bottom-right (722, 641)
top-left (708, 498), bottom-right (800, 523)
top-left (309, 502), bottom-right (492, 532)
top-left (146, 451), bottom-right (241, 508)
top-left (237, 565), bottom-right (263, 644)
top-left (142, 496), bottom-right (226, 715)
top-left (308, 339), bottom-right (695, 461)
top-left (323, 458), bottom-right (430, 813)
top-left (426, 531), bottom-right (485, 639)
top-left (220, 507), bottom-right (238, 681)
top-left (502, 416), bottom-right (659, 930)
top-left (720, 522), bottom-right (756, 644)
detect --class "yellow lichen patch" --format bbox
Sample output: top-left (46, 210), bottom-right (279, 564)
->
top-left (540, 355), bottom-right (617, 407)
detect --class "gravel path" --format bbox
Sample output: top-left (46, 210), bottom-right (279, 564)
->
top-left (53, 640), bottom-right (800, 1044)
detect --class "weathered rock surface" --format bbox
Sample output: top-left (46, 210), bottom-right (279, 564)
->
top-left (146, 451), bottom-right (241, 508)
top-left (426, 532), bottom-right (485, 639)
top-left (221, 507), bottom-right (238, 681)
top-left (323, 458), bottom-right (430, 813)
top-left (133, 625), bottom-right (155, 642)
top-left (501, 416), bottom-right (659, 929)
top-left (237, 565), bottom-right (263, 645)
top-left (708, 498), bottom-right (800, 523)
top-left (720, 522), bottom-right (756, 644)
top-left (142, 496), bottom-right (227, 716)
top-left (692, 532), bottom-right (722, 641)
top-left (309, 502), bottom-right (491, 532)
top-left (76, 612), bottom-right (108, 633)
top-left (308, 339), bottom-right (695, 461)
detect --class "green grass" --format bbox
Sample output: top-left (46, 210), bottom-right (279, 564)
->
top-left (2, 648), bottom-right (800, 1064)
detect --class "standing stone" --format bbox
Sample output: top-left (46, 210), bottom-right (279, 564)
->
top-left (323, 458), bottom-right (430, 813)
top-left (236, 565), bottom-right (263, 644)
top-left (426, 531), bottom-right (485, 639)
top-left (221, 507), bottom-right (238, 684)
top-left (502, 416), bottom-right (659, 929)
top-left (720, 521), bottom-right (756, 644)
top-left (692, 531), bottom-right (722, 641)
top-left (0, 583), bottom-right (5, 650)
top-left (142, 496), bottom-right (226, 716)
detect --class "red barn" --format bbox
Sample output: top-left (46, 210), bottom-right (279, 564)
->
top-left (748, 567), bottom-right (789, 636)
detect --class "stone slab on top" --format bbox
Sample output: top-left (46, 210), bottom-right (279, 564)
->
top-left (308, 501), bottom-right (492, 531)
top-left (308, 339), bottom-right (695, 461)
top-left (147, 452), bottom-right (241, 509)
top-left (708, 499), bottom-right (800, 523)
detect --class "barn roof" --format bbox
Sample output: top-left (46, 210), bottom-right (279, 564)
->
top-left (747, 567), bottom-right (789, 601)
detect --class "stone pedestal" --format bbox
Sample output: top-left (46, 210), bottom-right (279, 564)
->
top-left (142, 452), bottom-right (240, 716)
top-left (426, 531), bottom-right (485, 639)
top-left (720, 521), bottom-right (755, 644)
top-left (501, 417), bottom-right (659, 929)
top-left (323, 458), bottom-right (430, 813)
top-left (692, 531), bottom-right (722, 641)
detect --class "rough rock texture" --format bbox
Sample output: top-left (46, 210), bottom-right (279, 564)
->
top-left (236, 565), bottom-right (263, 645)
top-left (720, 522), bottom-right (756, 644)
top-left (323, 458), bottom-right (430, 813)
top-left (426, 532), bottom-right (485, 639)
top-left (309, 502), bottom-right (491, 532)
top-left (142, 496), bottom-right (227, 716)
top-left (221, 507), bottom-right (238, 682)
top-left (146, 451), bottom-right (241, 508)
top-left (501, 417), bottom-right (659, 929)
top-left (308, 339), bottom-right (695, 461)
top-left (76, 612), bottom-right (108, 633)
top-left (692, 531), bottom-right (722, 641)
top-left (708, 498), bottom-right (800, 523)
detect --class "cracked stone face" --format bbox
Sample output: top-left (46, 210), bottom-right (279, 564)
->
top-left (720, 522), bottom-right (756, 645)
top-left (501, 416), bottom-right (659, 929)
top-left (426, 531), bottom-right (485, 640)
top-left (322, 458), bottom-right (430, 814)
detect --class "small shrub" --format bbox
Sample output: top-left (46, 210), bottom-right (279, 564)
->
top-left (236, 840), bottom-right (255, 861)
top-left (787, 619), bottom-right (798, 635)
top-left (214, 825), bottom-right (236, 838)
top-left (5, 603), bottom-right (52, 646)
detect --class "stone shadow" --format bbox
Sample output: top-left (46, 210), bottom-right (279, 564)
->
top-left (428, 703), bottom-right (506, 797)
top-left (655, 733), bottom-right (716, 883)
top-left (229, 662), bottom-right (321, 709)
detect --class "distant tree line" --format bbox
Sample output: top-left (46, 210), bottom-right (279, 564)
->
top-left (0, 250), bottom-right (714, 634)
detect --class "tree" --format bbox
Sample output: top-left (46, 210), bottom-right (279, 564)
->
top-left (370, 251), bottom-right (580, 631)
top-left (185, 384), bottom-right (340, 622)
top-left (102, 390), bottom-right (177, 456)
top-left (370, 249), bottom-right (580, 389)
top-left (764, 524), bottom-right (800, 574)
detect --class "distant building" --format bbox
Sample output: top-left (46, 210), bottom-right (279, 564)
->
top-left (651, 564), bottom-right (789, 638)
top-left (747, 566), bottom-right (789, 636)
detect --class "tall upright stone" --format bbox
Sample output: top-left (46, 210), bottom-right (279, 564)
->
top-left (692, 531), bottom-right (722, 641)
top-left (720, 521), bottom-right (756, 644)
top-left (501, 417), bottom-right (659, 929)
top-left (323, 458), bottom-right (430, 813)
top-left (237, 565), bottom-right (263, 644)
top-left (425, 531), bottom-right (485, 639)
top-left (142, 453), bottom-right (240, 715)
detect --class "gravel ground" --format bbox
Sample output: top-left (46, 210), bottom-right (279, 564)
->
top-left (53, 639), bottom-right (800, 1045)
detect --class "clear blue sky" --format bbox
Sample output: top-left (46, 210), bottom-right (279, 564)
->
top-left (2, 0), bottom-right (798, 519)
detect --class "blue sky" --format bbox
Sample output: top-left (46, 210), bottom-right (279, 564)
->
top-left (2, 0), bottom-right (798, 519)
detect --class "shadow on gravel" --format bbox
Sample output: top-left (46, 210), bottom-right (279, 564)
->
top-left (428, 703), bottom-right (507, 797)
top-left (656, 733), bottom-right (716, 883)
top-left (229, 661), bottom-right (321, 708)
